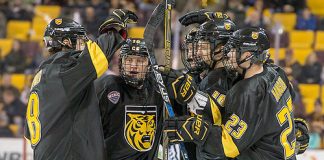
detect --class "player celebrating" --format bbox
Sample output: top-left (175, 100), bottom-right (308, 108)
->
top-left (24, 9), bottom-right (137, 160)
top-left (166, 28), bottom-right (298, 159)
top-left (179, 11), bottom-right (309, 156)
top-left (95, 38), bottom-right (165, 160)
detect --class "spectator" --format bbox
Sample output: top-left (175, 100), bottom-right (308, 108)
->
top-left (298, 52), bottom-right (322, 84)
top-left (244, 0), bottom-right (270, 29)
top-left (266, 0), bottom-right (306, 13)
top-left (82, 6), bottom-right (99, 38)
top-left (3, 39), bottom-right (29, 73)
top-left (90, 0), bottom-right (108, 14)
top-left (0, 49), bottom-right (4, 74)
top-left (0, 111), bottom-right (14, 137)
top-left (225, 0), bottom-right (245, 28)
top-left (6, 0), bottom-right (33, 21)
top-left (278, 49), bottom-right (302, 80)
top-left (2, 86), bottom-right (25, 124)
top-left (0, 11), bottom-right (6, 38)
top-left (307, 99), bottom-right (324, 149)
top-left (291, 80), bottom-right (306, 119)
top-left (295, 7), bottom-right (317, 30)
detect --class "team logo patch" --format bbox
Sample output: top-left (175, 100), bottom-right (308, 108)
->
top-left (124, 105), bottom-right (157, 152)
top-left (224, 23), bottom-right (231, 30)
top-left (55, 18), bottom-right (62, 25)
top-left (251, 32), bottom-right (259, 39)
top-left (107, 91), bottom-right (120, 104)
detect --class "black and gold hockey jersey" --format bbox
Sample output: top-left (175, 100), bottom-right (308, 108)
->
top-left (201, 66), bottom-right (296, 160)
top-left (198, 68), bottom-right (235, 126)
top-left (24, 31), bottom-right (122, 160)
top-left (95, 75), bottom-right (164, 160)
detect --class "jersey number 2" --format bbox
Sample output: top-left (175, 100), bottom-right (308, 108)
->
top-left (26, 92), bottom-right (41, 146)
top-left (224, 114), bottom-right (248, 139)
top-left (276, 97), bottom-right (295, 159)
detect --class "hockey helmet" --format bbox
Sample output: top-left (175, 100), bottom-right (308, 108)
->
top-left (223, 27), bottom-right (270, 72)
top-left (194, 18), bottom-right (236, 70)
top-left (44, 18), bottom-right (88, 53)
top-left (120, 38), bottom-right (150, 88)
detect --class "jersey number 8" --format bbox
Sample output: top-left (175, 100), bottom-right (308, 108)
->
top-left (26, 92), bottom-right (41, 146)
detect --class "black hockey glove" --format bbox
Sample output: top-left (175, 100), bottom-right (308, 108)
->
top-left (99, 9), bottom-right (138, 37)
top-left (165, 115), bottom-right (210, 145)
top-left (171, 74), bottom-right (197, 104)
top-left (179, 10), bottom-right (229, 26)
top-left (295, 118), bottom-right (309, 154)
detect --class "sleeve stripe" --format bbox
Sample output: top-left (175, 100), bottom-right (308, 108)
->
top-left (86, 40), bottom-right (109, 78)
top-left (209, 97), bottom-right (222, 125)
top-left (221, 125), bottom-right (240, 158)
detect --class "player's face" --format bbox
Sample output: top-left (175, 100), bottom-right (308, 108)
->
top-left (75, 37), bottom-right (86, 51)
top-left (224, 48), bottom-right (239, 71)
top-left (196, 40), bottom-right (212, 65)
top-left (213, 44), bottom-right (223, 61)
top-left (123, 55), bottom-right (149, 80)
top-left (238, 51), bottom-right (252, 69)
top-left (185, 42), bottom-right (197, 68)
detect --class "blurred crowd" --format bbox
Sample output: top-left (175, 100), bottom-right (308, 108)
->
top-left (1, 0), bottom-right (324, 149)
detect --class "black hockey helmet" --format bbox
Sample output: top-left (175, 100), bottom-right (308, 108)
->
top-left (44, 18), bottom-right (87, 53)
top-left (225, 28), bottom-right (270, 63)
top-left (120, 38), bottom-right (150, 88)
top-left (194, 18), bottom-right (236, 70)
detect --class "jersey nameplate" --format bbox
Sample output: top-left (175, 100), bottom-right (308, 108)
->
top-left (124, 105), bottom-right (157, 152)
top-left (271, 77), bottom-right (287, 102)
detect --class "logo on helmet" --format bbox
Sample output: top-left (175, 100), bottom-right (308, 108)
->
top-left (251, 32), bottom-right (259, 39)
top-left (55, 19), bottom-right (62, 25)
top-left (224, 23), bottom-right (231, 30)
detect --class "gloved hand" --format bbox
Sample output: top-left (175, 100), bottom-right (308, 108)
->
top-left (171, 74), bottom-right (197, 104)
top-left (99, 9), bottom-right (138, 37)
top-left (164, 115), bottom-right (210, 145)
top-left (294, 118), bottom-right (309, 154)
top-left (187, 91), bottom-right (209, 115)
top-left (179, 9), bottom-right (229, 26)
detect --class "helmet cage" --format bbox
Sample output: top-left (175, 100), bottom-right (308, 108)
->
top-left (44, 25), bottom-right (88, 52)
top-left (193, 30), bottom-right (226, 70)
top-left (120, 41), bottom-right (150, 88)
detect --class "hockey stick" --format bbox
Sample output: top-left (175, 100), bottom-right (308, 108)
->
top-left (164, 0), bottom-right (172, 72)
top-left (143, 1), bottom-right (189, 159)
top-left (149, 58), bottom-right (189, 160)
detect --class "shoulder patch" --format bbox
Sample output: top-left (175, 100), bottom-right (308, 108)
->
top-left (107, 91), bottom-right (120, 104)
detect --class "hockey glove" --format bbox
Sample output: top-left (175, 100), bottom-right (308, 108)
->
top-left (171, 74), bottom-right (197, 104)
top-left (99, 9), bottom-right (138, 37)
top-left (164, 115), bottom-right (210, 145)
top-left (187, 91), bottom-right (209, 115)
top-left (295, 118), bottom-right (309, 154)
top-left (179, 10), bottom-right (229, 26)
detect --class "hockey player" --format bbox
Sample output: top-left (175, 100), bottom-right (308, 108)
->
top-left (95, 38), bottom-right (165, 160)
top-left (179, 11), bottom-right (309, 156)
top-left (24, 9), bottom-right (138, 160)
top-left (165, 28), bottom-right (298, 159)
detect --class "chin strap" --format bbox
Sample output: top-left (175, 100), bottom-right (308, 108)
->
top-left (237, 54), bottom-right (254, 77)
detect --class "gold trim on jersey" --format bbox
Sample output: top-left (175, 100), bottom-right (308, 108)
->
top-left (209, 96), bottom-right (222, 125)
top-left (221, 125), bottom-right (240, 158)
top-left (30, 70), bottom-right (42, 90)
top-left (86, 40), bottom-right (108, 78)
